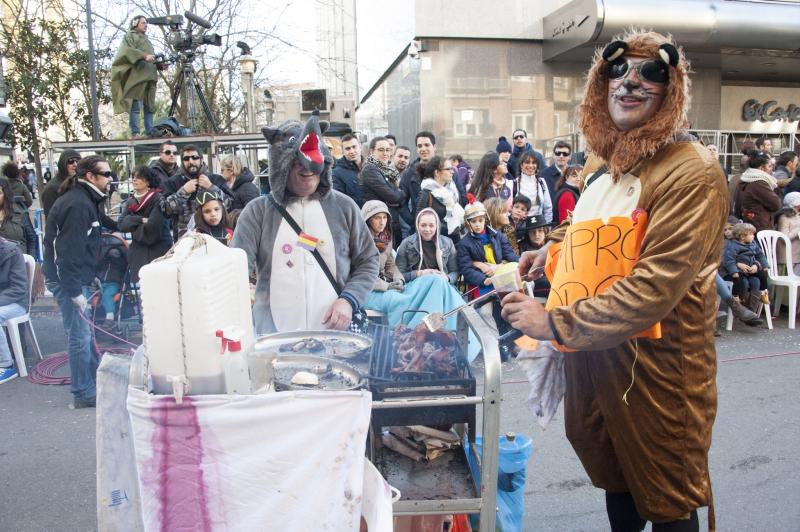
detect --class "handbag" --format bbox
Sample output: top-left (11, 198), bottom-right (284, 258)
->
top-left (268, 196), bottom-right (369, 333)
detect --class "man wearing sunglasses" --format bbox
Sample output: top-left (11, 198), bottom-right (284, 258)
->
top-left (503, 30), bottom-right (727, 531)
top-left (148, 141), bottom-right (180, 189)
top-left (44, 156), bottom-right (119, 409)
top-left (41, 149), bottom-right (81, 217)
top-left (162, 145), bottom-right (233, 240)
top-left (538, 140), bottom-right (573, 208)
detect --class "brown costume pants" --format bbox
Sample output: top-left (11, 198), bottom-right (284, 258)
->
top-left (563, 333), bottom-right (717, 523)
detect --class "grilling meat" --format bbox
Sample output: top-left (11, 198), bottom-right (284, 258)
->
top-left (392, 324), bottom-right (458, 376)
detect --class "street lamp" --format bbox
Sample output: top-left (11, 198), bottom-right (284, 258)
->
top-left (237, 47), bottom-right (257, 170)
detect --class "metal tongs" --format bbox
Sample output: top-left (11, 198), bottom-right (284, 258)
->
top-left (422, 289), bottom-right (499, 332)
top-left (422, 266), bottom-right (545, 333)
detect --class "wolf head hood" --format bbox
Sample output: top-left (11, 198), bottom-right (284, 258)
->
top-left (579, 29), bottom-right (691, 179)
top-left (262, 112), bottom-right (333, 205)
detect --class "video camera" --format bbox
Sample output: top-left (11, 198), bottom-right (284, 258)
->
top-left (147, 11), bottom-right (222, 58)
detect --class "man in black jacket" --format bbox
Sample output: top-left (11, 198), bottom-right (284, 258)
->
top-left (161, 145), bottom-right (232, 240)
top-left (538, 140), bottom-right (572, 208)
top-left (148, 141), bottom-right (180, 188)
top-left (331, 134), bottom-right (364, 206)
top-left (0, 238), bottom-right (28, 384)
top-left (41, 149), bottom-right (81, 216)
top-left (44, 156), bottom-right (117, 408)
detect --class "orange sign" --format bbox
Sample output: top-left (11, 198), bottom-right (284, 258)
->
top-left (518, 211), bottom-right (660, 351)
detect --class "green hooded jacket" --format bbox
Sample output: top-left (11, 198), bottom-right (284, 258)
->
top-left (111, 30), bottom-right (157, 114)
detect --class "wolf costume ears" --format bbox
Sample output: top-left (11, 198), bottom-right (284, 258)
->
top-left (602, 40), bottom-right (679, 67)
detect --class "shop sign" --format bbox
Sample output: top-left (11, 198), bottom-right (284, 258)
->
top-left (742, 99), bottom-right (800, 122)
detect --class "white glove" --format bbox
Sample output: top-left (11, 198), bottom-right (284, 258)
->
top-left (71, 294), bottom-right (89, 313)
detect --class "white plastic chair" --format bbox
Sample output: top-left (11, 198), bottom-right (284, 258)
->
top-left (5, 254), bottom-right (43, 377)
top-left (756, 230), bottom-right (800, 329)
top-left (724, 280), bottom-right (772, 331)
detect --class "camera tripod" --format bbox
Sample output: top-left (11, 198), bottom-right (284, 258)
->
top-left (168, 56), bottom-right (218, 133)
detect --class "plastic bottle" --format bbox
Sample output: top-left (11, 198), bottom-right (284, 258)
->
top-left (217, 326), bottom-right (251, 394)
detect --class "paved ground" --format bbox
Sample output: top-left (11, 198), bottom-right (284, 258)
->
top-left (1, 301), bottom-right (798, 531)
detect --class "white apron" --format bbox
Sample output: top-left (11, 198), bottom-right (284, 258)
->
top-left (270, 199), bottom-right (339, 331)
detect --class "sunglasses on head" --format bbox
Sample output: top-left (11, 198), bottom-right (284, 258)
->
top-left (67, 158), bottom-right (80, 165)
top-left (182, 155), bottom-right (202, 161)
top-left (605, 57), bottom-right (669, 84)
top-left (554, 150), bottom-right (570, 157)
top-left (162, 150), bottom-right (177, 156)
top-left (513, 134), bottom-right (525, 140)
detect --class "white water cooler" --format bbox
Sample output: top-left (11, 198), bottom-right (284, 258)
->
top-left (139, 234), bottom-right (254, 397)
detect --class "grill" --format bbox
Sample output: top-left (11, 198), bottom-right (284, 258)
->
top-left (367, 321), bottom-right (477, 438)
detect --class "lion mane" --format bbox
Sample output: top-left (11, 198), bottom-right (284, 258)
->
top-left (578, 29), bottom-right (692, 180)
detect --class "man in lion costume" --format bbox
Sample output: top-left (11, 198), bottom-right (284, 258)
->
top-left (502, 30), bottom-right (726, 531)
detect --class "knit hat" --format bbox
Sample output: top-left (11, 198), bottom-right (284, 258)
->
top-left (360, 199), bottom-right (390, 222)
top-left (524, 214), bottom-right (548, 231)
top-left (496, 136), bottom-right (512, 154)
top-left (784, 191), bottom-right (800, 209)
top-left (464, 200), bottom-right (487, 221)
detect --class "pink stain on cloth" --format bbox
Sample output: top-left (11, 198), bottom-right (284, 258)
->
top-left (149, 397), bottom-right (214, 532)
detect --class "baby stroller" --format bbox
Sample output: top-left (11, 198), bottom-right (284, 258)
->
top-left (93, 232), bottom-right (141, 341)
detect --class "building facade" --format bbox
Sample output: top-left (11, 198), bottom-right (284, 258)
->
top-left (357, 0), bottom-right (800, 167)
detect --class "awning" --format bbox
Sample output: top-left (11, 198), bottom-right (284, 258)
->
top-left (543, 0), bottom-right (800, 82)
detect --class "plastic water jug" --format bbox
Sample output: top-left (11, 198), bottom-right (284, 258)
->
top-left (466, 432), bottom-right (533, 532)
top-left (139, 233), bottom-right (254, 396)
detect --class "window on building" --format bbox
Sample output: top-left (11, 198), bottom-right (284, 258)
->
top-left (512, 112), bottom-right (535, 136)
top-left (453, 109), bottom-right (489, 137)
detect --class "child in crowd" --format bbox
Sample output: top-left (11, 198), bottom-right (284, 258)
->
top-left (520, 214), bottom-right (552, 298)
top-left (721, 222), bottom-right (770, 312)
top-left (510, 195), bottom-right (531, 233)
top-left (519, 214), bottom-right (550, 253)
top-left (193, 190), bottom-right (233, 246)
top-left (456, 200), bottom-right (519, 360)
top-left (485, 197), bottom-right (520, 256)
top-left (457, 200), bottom-right (520, 296)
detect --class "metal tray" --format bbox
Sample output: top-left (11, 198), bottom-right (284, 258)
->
top-left (272, 354), bottom-right (364, 391)
top-left (255, 330), bottom-right (372, 360)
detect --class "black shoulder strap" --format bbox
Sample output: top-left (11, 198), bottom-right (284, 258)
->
top-left (267, 195), bottom-right (343, 294)
top-left (583, 164), bottom-right (608, 190)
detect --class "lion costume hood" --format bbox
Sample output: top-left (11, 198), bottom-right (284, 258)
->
top-left (579, 29), bottom-right (692, 179)
top-left (261, 111), bottom-right (334, 205)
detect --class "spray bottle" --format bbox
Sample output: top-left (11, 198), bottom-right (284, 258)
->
top-left (216, 326), bottom-right (251, 394)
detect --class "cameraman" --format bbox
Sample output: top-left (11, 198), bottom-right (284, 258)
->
top-left (111, 15), bottom-right (160, 137)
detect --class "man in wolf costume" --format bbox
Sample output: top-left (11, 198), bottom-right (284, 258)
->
top-left (502, 30), bottom-right (726, 531)
top-left (231, 114), bottom-right (378, 333)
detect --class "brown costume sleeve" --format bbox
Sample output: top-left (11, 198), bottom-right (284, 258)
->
top-left (549, 155), bottom-right (727, 351)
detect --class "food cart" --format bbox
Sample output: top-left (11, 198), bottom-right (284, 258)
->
top-left (97, 234), bottom-right (505, 531)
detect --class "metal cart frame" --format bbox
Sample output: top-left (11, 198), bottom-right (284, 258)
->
top-left (371, 305), bottom-right (502, 531)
